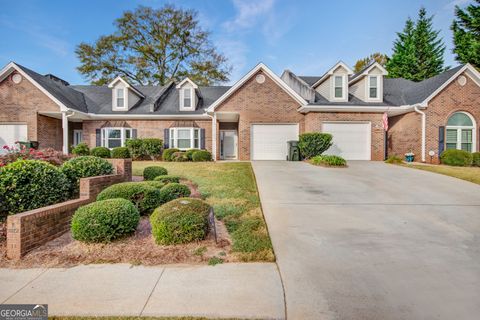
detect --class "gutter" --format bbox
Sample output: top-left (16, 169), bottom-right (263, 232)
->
top-left (297, 105), bottom-right (414, 116)
top-left (414, 104), bottom-right (426, 162)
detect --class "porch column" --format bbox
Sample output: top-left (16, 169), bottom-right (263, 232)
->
top-left (212, 113), bottom-right (217, 161)
top-left (62, 111), bottom-right (69, 154)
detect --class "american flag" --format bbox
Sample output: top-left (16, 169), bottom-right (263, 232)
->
top-left (382, 112), bottom-right (388, 131)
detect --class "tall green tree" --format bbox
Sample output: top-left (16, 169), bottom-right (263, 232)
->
top-left (386, 8), bottom-right (446, 81)
top-left (451, 0), bottom-right (480, 68)
top-left (76, 5), bottom-right (230, 86)
top-left (353, 53), bottom-right (389, 73)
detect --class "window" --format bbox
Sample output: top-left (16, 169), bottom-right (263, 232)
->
top-left (334, 76), bottom-right (344, 98)
top-left (183, 88), bottom-right (192, 108)
top-left (73, 130), bottom-right (83, 146)
top-left (445, 112), bottom-right (476, 152)
top-left (169, 127), bottom-right (201, 150)
top-left (369, 76), bottom-right (378, 99)
top-left (101, 127), bottom-right (132, 149)
top-left (116, 88), bottom-right (125, 108)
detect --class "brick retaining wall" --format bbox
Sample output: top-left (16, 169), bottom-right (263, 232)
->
top-left (6, 159), bottom-right (132, 260)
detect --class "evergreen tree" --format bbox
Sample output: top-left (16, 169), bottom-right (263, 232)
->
top-left (386, 8), bottom-right (446, 81)
top-left (451, 0), bottom-right (480, 68)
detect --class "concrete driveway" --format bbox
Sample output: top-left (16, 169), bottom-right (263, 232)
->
top-left (252, 161), bottom-right (480, 320)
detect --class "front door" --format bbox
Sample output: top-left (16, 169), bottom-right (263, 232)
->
top-left (220, 130), bottom-right (237, 160)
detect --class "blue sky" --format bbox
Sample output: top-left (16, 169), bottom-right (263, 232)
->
top-left (0, 0), bottom-right (471, 85)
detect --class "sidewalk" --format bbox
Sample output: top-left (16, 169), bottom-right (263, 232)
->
top-left (0, 263), bottom-right (285, 319)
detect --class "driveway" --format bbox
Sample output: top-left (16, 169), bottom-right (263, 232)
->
top-left (252, 161), bottom-right (480, 320)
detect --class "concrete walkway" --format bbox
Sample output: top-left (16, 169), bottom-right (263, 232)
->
top-left (253, 161), bottom-right (480, 320)
top-left (0, 263), bottom-right (285, 319)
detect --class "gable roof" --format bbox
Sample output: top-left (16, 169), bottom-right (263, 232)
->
top-left (176, 77), bottom-right (198, 89)
top-left (108, 76), bottom-right (145, 98)
top-left (206, 63), bottom-right (308, 113)
top-left (310, 61), bottom-right (354, 88)
top-left (349, 62), bottom-right (388, 83)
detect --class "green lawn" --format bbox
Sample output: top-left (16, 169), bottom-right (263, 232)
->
top-left (133, 161), bottom-right (274, 262)
top-left (401, 163), bottom-right (480, 185)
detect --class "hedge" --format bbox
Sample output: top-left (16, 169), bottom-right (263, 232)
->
top-left (162, 148), bottom-right (179, 161)
top-left (143, 166), bottom-right (168, 181)
top-left (150, 198), bottom-right (211, 245)
top-left (159, 183), bottom-right (191, 204)
top-left (311, 155), bottom-right (347, 167)
top-left (71, 143), bottom-right (90, 156)
top-left (185, 149), bottom-right (200, 160)
top-left (154, 175), bottom-right (181, 184)
top-left (61, 156), bottom-right (114, 195)
top-left (440, 149), bottom-right (473, 166)
top-left (142, 138), bottom-right (163, 160)
top-left (111, 147), bottom-right (130, 159)
top-left (97, 182), bottom-right (162, 215)
top-left (0, 160), bottom-right (70, 214)
top-left (90, 147), bottom-right (111, 158)
top-left (298, 133), bottom-right (333, 159)
top-left (172, 152), bottom-right (189, 162)
top-left (472, 152), bottom-right (480, 167)
top-left (192, 150), bottom-right (212, 162)
top-left (71, 198), bottom-right (140, 243)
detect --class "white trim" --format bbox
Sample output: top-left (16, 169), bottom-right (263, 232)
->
top-left (0, 62), bottom-right (69, 112)
top-left (445, 111), bottom-right (477, 153)
top-left (331, 74), bottom-right (347, 101)
top-left (206, 63), bottom-right (308, 113)
top-left (311, 61), bottom-right (354, 88)
top-left (414, 106), bottom-right (426, 162)
top-left (179, 87), bottom-right (196, 111)
top-left (113, 87), bottom-right (128, 111)
top-left (366, 75), bottom-right (382, 102)
top-left (168, 127), bottom-right (201, 150)
top-left (298, 104), bottom-right (418, 116)
top-left (176, 77), bottom-right (198, 89)
top-left (211, 113), bottom-right (217, 161)
top-left (101, 127), bottom-right (133, 149)
top-left (86, 113), bottom-right (210, 120)
top-left (107, 76), bottom-right (145, 98)
top-left (349, 62), bottom-right (388, 84)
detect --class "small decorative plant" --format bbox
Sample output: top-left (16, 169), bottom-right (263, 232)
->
top-left (405, 152), bottom-right (415, 163)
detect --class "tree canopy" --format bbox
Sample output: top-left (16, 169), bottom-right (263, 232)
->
top-left (451, 0), bottom-right (480, 68)
top-left (353, 53), bottom-right (389, 73)
top-left (386, 8), bottom-right (446, 81)
top-left (76, 5), bottom-right (230, 86)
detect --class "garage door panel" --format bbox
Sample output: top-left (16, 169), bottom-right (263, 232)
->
top-left (322, 122), bottom-right (371, 160)
top-left (252, 124), bottom-right (299, 160)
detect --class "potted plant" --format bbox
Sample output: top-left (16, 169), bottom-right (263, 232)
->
top-left (405, 152), bottom-right (415, 163)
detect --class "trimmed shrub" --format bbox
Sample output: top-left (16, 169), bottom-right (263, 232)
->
top-left (97, 182), bottom-right (162, 215)
top-left (440, 149), bottom-right (473, 166)
top-left (61, 156), bottom-right (114, 194)
top-left (143, 166), bottom-right (168, 181)
top-left (162, 148), bottom-right (179, 161)
top-left (472, 152), bottom-right (480, 167)
top-left (90, 147), bottom-right (111, 158)
top-left (385, 155), bottom-right (403, 164)
top-left (141, 180), bottom-right (166, 190)
top-left (150, 198), bottom-right (210, 245)
top-left (71, 198), bottom-right (140, 243)
top-left (172, 152), bottom-right (189, 162)
top-left (154, 175), bottom-right (181, 184)
top-left (159, 183), bottom-right (191, 204)
top-left (71, 142), bottom-right (90, 156)
top-left (125, 138), bottom-right (145, 160)
top-left (192, 150), bottom-right (212, 162)
top-left (298, 133), bottom-right (333, 159)
top-left (111, 147), bottom-right (131, 159)
top-left (142, 138), bottom-right (163, 160)
top-left (311, 155), bottom-right (347, 167)
top-left (0, 160), bottom-right (70, 214)
top-left (185, 149), bottom-right (200, 160)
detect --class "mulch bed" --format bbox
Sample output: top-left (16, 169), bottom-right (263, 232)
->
top-left (0, 178), bottom-right (234, 268)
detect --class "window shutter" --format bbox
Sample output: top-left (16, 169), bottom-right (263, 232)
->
top-left (95, 129), bottom-right (101, 147)
top-left (438, 126), bottom-right (445, 155)
top-left (164, 128), bottom-right (169, 149)
top-left (200, 128), bottom-right (206, 149)
top-left (132, 129), bottom-right (137, 139)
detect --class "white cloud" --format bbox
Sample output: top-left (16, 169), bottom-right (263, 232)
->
top-left (224, 0), bottom-right (275, 31)
top-left (444, 0), bottom-right (470, 10)
top-left (214, 38), bottom-right (249, 84)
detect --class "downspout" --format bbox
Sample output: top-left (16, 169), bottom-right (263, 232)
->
top-left (414, 105), bottom-right (426, 162)
top-left (61, 110), bottom-right (75, 155)
top-left (207, 112), bottom-right (217, 161)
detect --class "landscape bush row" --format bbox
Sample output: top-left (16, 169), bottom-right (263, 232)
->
top-left (386, 150), bottom-right (480, 167)
top-left (162, 148), bottom-right (212, 162)
top-left (72, 143), bottom-right (131, 159)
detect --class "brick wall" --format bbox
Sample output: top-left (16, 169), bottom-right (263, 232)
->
top-left (6, 159), bottom-right (132, 260)
top-left (37, 114), bottom-right (63, 149)
top-left (304, 112), bottom-right (385, 160)
top-left (215, 70), bottom-right (304, 160)
top-left (388, 112), bottom-right (422, 158)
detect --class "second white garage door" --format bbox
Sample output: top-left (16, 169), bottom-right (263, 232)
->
top-left (251, 124), bottom-right (299, 160)
top-left (322, 122), bottom-right (371, 160)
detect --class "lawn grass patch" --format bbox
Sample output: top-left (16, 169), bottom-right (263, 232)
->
top-left (133, 161), bottom-right (274, 262)
top-left (401, 163), bottom-right (480, 185)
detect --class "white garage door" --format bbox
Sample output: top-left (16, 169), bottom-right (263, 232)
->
top-left (322, 122), bottom-right (371, 160)
top-left (251, 124), bottom-right (299, 160)
top-left (0, 124), bottom-right (28, 154)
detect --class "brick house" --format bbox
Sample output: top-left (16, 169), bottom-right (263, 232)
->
top-left (0, 61), bottom-right (479, 162)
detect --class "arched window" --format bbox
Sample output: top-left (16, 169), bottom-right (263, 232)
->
top-left (446, 112), bottom-right (476, 152)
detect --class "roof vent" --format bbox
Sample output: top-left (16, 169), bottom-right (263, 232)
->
top-left (44, 74), bottom-right (70, 86)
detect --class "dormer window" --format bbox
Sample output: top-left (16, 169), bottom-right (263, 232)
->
top-left (116, 88), bottom-right (125, 108)
top-left (107, 76), bottom-right (145, 112)
top-left (334, 76), bottom-right (344, 99)
top-left (183, 88), bottom-right (192, 108)
top-left (176, 77), bottom-right (198, 111)
top-left (368, 76), bottom-right (378, 99)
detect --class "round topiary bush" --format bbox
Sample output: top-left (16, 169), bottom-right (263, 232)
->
top-left (97, 182), bottom-right (162, 215)
top-left (172, 152), bottom-right (188, 162)
top-left (298, 132), bottom-right (333, 159)
top-left (192, 150), bottom-right (212, 162)
top-left (143, 166), bottom-right (168, 180)
top-left (111, 147), bottom-right (131, 159)
top-left (185, 149), bottom-right (200, 160)
top-left (150, 198), bottom-right (211, 245)
top-left (90, 147), bottom-right (111, 158)
top-left (71, 142), bottom-right (90, 156)
top-left (472, 152), bottom-right (480, 167)
top-left (71, 198), bottom-right (140, 243)
top-left (141, 180), bottom-right (165, 190)
top-left (154, 175), bottom-right (181, 184)
top-left (159, 183), bottom-right (191, 204)
top-left (0, 160), bottom-right (70, 214)
top-left (61, 156), bottom-right (114, 194)
top-left (162, 148), bottom-right (179, 161)
top-left (440, 149), bottom-right (473, 166)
